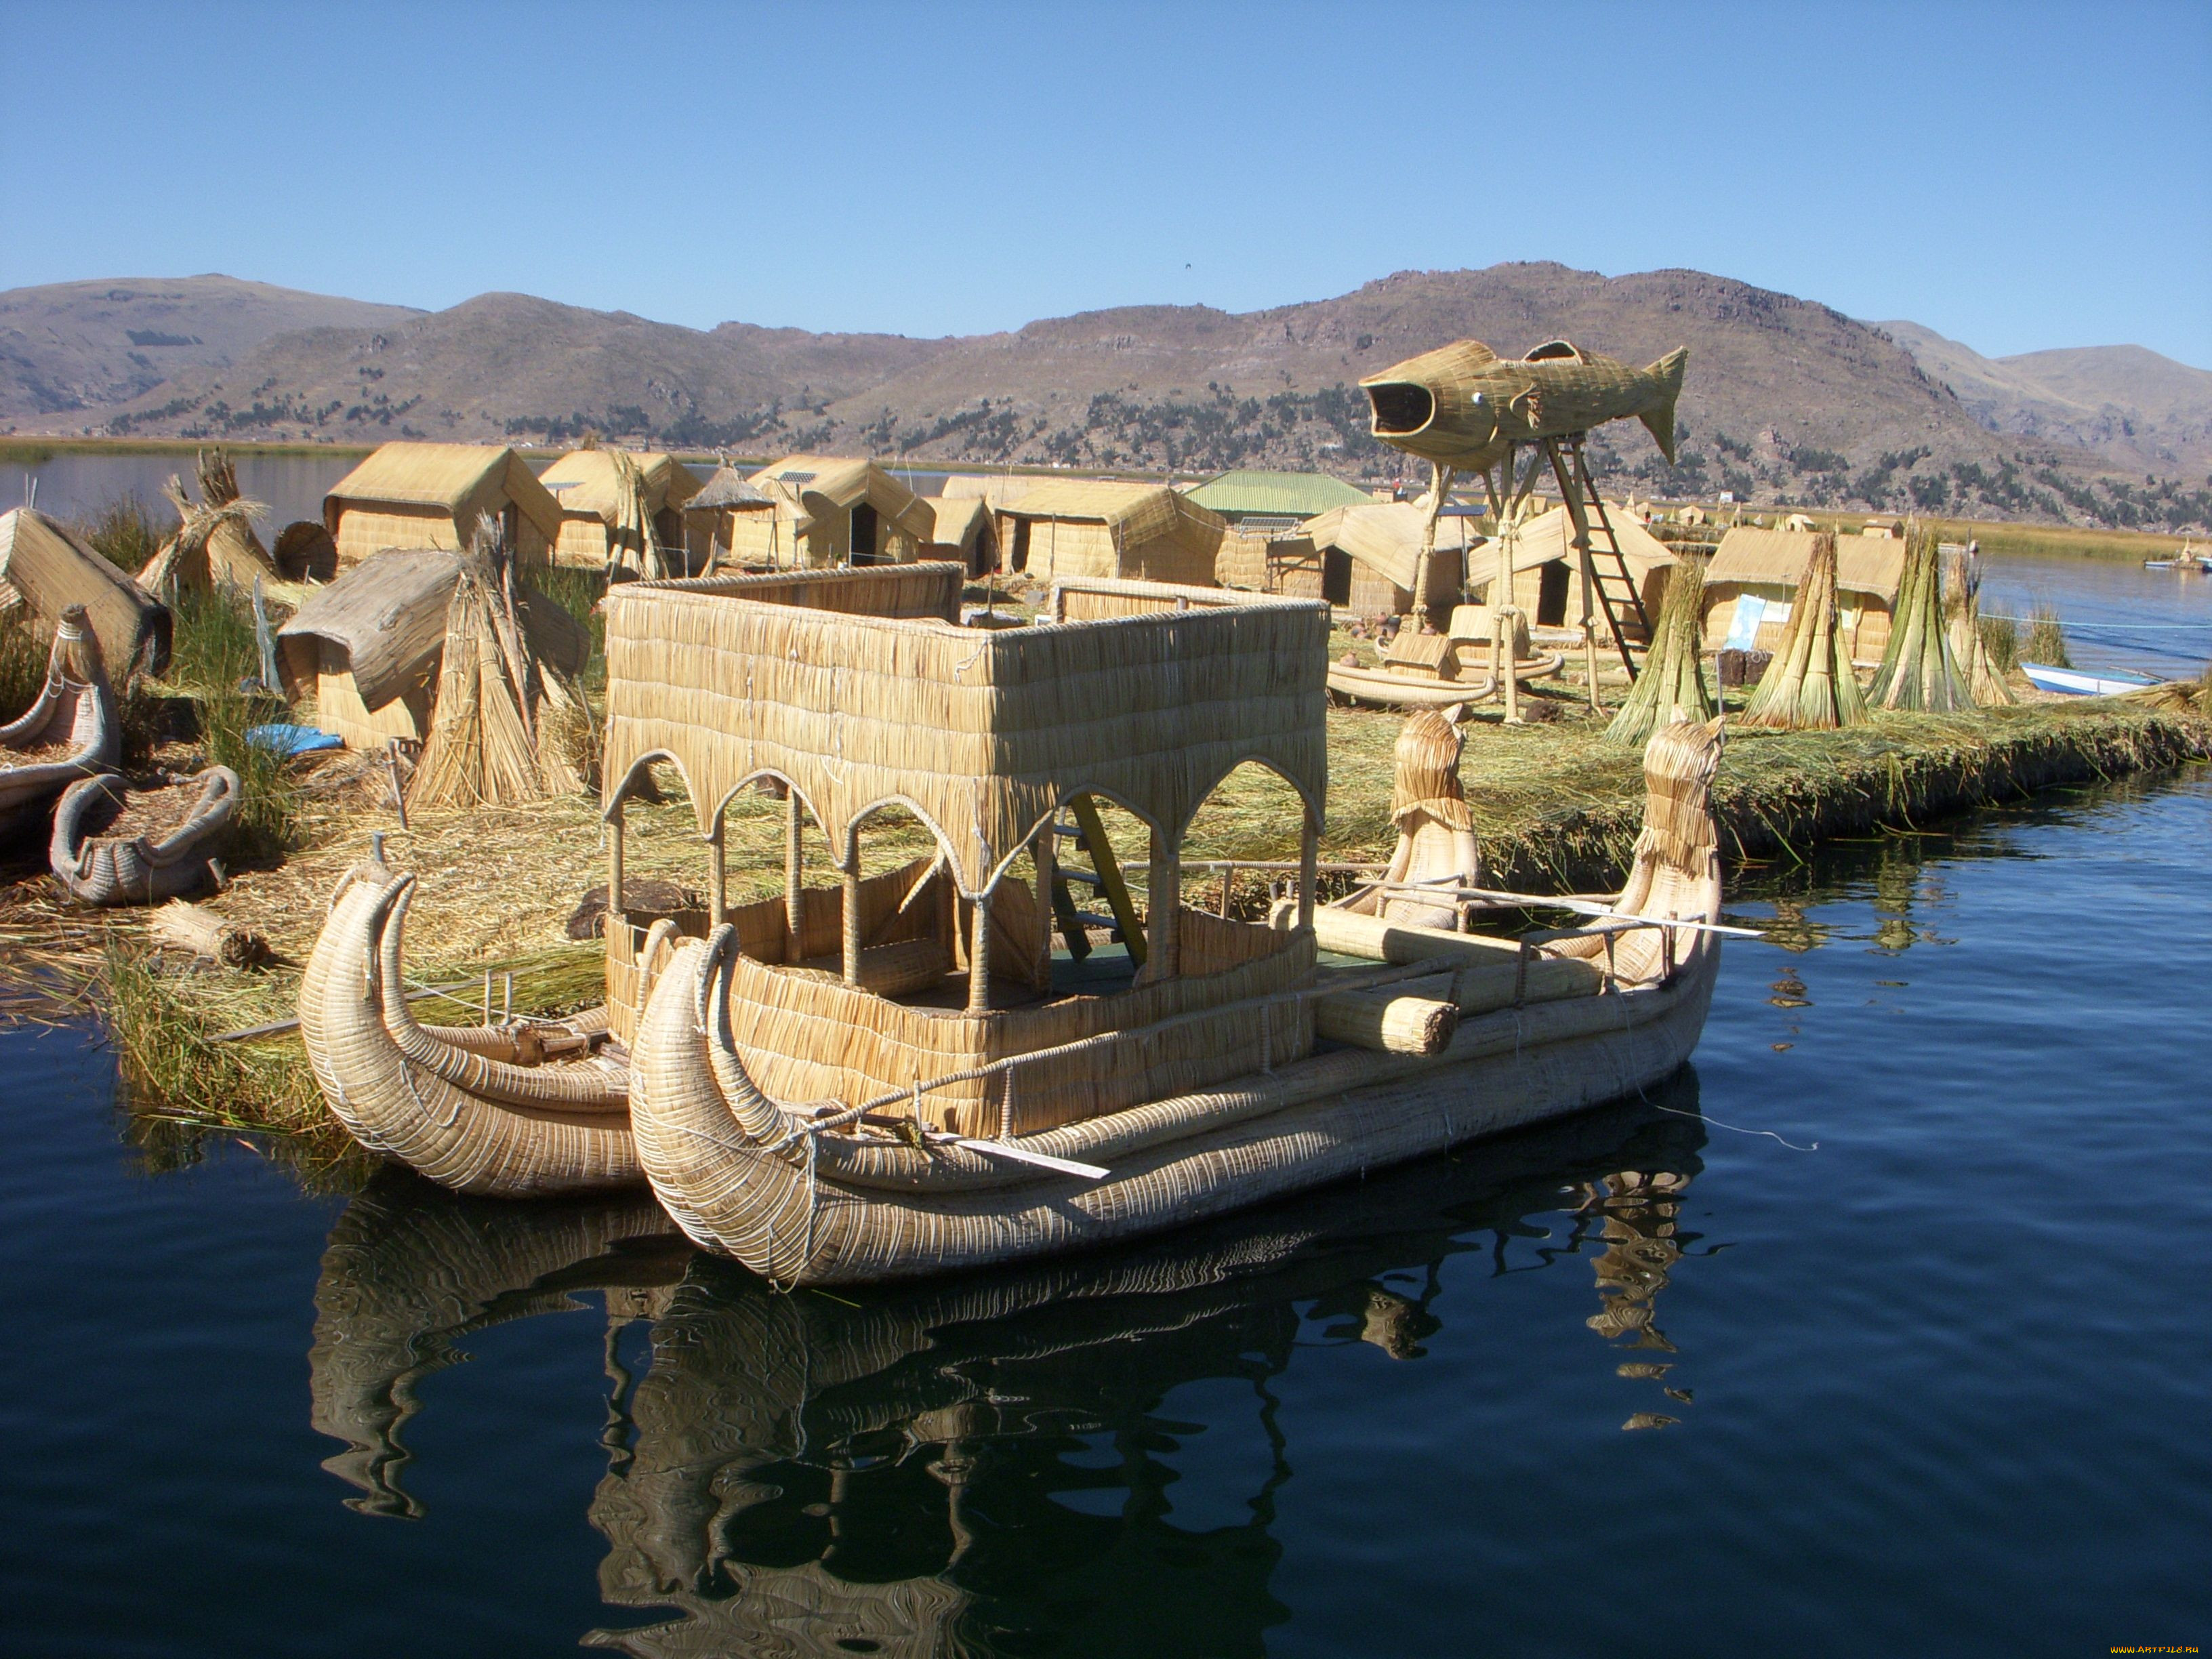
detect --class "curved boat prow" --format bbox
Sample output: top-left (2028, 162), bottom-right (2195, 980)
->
top-left (300, 846), bottom-right (640, 1196)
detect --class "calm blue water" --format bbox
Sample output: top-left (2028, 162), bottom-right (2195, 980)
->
top-left (2, 770), bottom-right (2209, 1656)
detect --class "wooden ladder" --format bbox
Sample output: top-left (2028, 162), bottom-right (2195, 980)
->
top-left (1544, 436), bottom-right (1650, 680)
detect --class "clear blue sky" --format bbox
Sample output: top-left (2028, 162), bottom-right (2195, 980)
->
top-left (5, 0), bottom-right (2207, 366)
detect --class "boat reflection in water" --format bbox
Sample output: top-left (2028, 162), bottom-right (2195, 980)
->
top-left (308, 1072), bottom-right (1713, 1654)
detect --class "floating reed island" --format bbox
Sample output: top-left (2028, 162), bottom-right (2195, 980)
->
top-left (0, 434), bottom-right (2206, 1221)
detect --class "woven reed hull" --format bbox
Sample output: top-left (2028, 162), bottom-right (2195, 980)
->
top-left (628, 919), bottom-right (1718, 1286)
top-left (48, 766), bottom-right (238, 905)
top-left (0, 609), bottom-right (119, 837)
top-left (300, 856), bottom-right (641, 1196)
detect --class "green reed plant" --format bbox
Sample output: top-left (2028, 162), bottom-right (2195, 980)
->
top-left (81, 495), bottom-right (164, 573)
top-left (2025, 603), bottom-right (2072, 668)
top-left (1978, 613), bottom-right (2020, 676)
top-left (162, 584), bottom-right (300, 857)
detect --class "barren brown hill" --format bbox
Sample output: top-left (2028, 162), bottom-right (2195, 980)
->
top-left (20, 264), bottom-right (2211, 529)
top-left (0, 274), bottom-right (421, 419)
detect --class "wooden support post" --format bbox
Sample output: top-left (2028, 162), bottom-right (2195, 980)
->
top-left (967, 886), bottom-right (993, 1012)
top-left (783, 787), bottom-right (804, 951)
top-left (706, 819), bottom-right (726, 928)
top-left (1032, 828), bottom-right (1057, 986)
top-left (1145, 830), bottom-right (1180, 983)
top-left (1069, 794), bottom-right (1145, 969)
top-left (607, 811), bottom-right (626, 921)
top-left (1297, 811), bottom-right (1319, 933)
top-left (840, 830), bottom-right (861, 987)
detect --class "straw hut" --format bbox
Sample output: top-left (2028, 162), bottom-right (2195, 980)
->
top-left (1474, 501), bottom-right (1678, 629)
top-left (994, 480), bottom-right (1227, 586)
top-left (1296, 501), bottom-right (1483, 613)
top-left (691, 455), bottom-right (935, 569)
top-left (276, 548), bottom-right (589, 751)
top-left (937, 474), bottom-right (1033, 509)
top-left (1702, 527), bottom-right (1906, 663)
top-left (539, 451), bottom-right (702, 571)
top-left (0, 508), bottom-right (171, 676)
top-left (136, 449), bottom-right (279, 594)
top-left (679, 465), bottom-right (771, 569)
top-left (920, 495), bottom-right (998, 575)
top-left (322, 443), bottom-right (563, 568)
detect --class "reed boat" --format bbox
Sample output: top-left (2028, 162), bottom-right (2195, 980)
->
top-left (613, 573), bottom-right (1727, 1285)
top-left (298, 563), bottom-right (973, 1195)
top-left (0, 605), bottom-right (118, 839)
top-left (49, 765), bottom-right (238, 905)
top-left (1326, 602), bottom-right (1561, 710)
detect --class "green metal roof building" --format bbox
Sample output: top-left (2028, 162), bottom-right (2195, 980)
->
top-left (1182, 470), bottom-right (1376, 526)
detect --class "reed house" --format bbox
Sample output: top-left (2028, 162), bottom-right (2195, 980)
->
top-left (1701, 527), bottom-right (1906, 662)
top-left (0, 507), bottom-right (171, 675)
top-left (322, 443), bottom-right (565, 567)
top-left (539, 450), bottom-right (702, 569)
top-left (993, 480), bottom-right (1227, 586)
top-left (687, 455), bottom-right (936, 569)
top-left (920, 495), bottom-right (999, 575)
top-left (1295, 501), bottom-right (1482, 613)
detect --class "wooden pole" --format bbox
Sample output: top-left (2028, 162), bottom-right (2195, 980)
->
top-left (840, 829), bottom-right (861, 987)
top-left (1297, 809), bottom-right (1319, 933)
top-left (607, 811), bottom-right (626, 921)
top-left (1145, 829), bottom-right (1180, 983)
top-left (967, 886), bottom-right (992, 1012)
top-left (706, 817), bottom-right (726, 928)
top-left (1068, 794), bottom-right (1145, 969)
top-left (1032, 827), bottom-right (1057, 987)
top-left (783, 787), bottom-right (804, 951)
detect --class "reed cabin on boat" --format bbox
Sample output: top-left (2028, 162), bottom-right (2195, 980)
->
top-left (323, 443), bottom-right (564, 568)
top-left (597, 569), bottom-right (1330, 1136)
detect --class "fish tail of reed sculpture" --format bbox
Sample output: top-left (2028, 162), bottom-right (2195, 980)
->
top-left (1605, 550), bottom-right (1713, 745)
top-left (1740, 533), bottom-right (1870, 731)
top-left (1868, 528), bottom-right (1970, 712)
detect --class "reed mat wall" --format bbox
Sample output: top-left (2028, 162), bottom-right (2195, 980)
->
top-left (3, 655), bottom-right (2203, 1175)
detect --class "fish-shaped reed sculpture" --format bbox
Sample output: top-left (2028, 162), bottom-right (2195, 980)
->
top-left (1359, 339), bottom-right (1689, 468)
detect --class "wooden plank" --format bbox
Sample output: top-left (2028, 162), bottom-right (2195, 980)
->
top-left (1068, 793), bottom-right (1145, 970)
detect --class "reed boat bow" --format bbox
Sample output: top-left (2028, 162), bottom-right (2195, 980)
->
top-left (300, 848), bottom-right (638, 1195)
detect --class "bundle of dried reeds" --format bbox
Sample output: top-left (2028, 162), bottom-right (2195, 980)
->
top-left (607, 451), bottom-right (671, 581)
top-left (1944, 552), bottom-right (2016, 707)
top-left (407, 518), bottom-right (592, 810)
top-left (1868, 528), bottom-right (1969, 712)
top-left (138, 447), bottom-right (274, 595)
top-left (1605, 550), bottom-right (1712, 745)
top-left (1740, 533), bottom-right (1869, 730)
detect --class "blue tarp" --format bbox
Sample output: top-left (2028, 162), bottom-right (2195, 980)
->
top-left (245, 724), bottom-right (344, 756)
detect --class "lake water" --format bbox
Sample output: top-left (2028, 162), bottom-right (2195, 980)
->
top-left (3, 766), bottom-right (2206, 1656)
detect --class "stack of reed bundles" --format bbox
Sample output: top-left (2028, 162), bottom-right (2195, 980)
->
top-left (1740, 533), bottom-right (1870, 730)
top-left (1605, 551), bottom-right (1713, 745)
top-left (1869, 527), bottom-right (1970, 712)
top-left (137, 448), bottom-right (277, 594)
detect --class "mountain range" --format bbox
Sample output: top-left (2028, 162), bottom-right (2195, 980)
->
top-left (3, 267), bottom-right (2206, 531)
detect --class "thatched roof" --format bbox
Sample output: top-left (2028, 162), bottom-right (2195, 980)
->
top-left (323, 443), bottom-right (565, 540)
top-left (1502, 503), bottom-right (1678, 573)
top-left (996, 479), bottom-right (1229, 555)
top-left (0, 508), bottom-right (170, 676)
top-left (745, 454), bottom-right (936, 541)
top-left (278, 548), bottom-right (589, 710)
top-left (1184, 469), bottom-right (1374, 519)
top-left (1708, 527), bottom-right (1906, 603)
top-left (685, 465), bottom-right (773, 511)
top-left (921, 495), bottom-right (989, 553)
top-left (938, 473), bottom-right (1033, 508)
top-left (1298, 501), bottom-right (1483, 594)
top-left (538, 451), bottom-right (702, 523)
top-left (602, 583), bottom-right (1327, 897)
